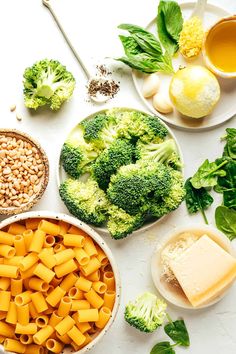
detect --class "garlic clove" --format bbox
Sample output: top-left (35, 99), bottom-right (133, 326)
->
top-left (142, 73), bottom-right (160, 98)
top-left (152, 92), bottom-right (173, 114)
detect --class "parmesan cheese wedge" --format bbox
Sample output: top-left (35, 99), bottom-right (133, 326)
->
top-left (170, 235), bottom-right (236, 307)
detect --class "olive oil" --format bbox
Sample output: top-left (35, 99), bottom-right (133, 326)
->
top-left (206, 21), bottom-right (236, 73)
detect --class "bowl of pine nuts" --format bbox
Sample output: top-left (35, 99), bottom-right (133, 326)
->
top-left (0, 129), bottom-right (49, 215)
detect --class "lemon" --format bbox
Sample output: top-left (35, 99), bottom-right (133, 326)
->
top-left (169, 66), bottom-right (220, 118)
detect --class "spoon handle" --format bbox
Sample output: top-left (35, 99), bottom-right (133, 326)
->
top-left (191, 0), bottom-right (208, 19)
top-left (42, 0), bottom-right (91, 79)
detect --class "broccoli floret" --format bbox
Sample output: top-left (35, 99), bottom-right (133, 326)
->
top-left (136, 138), bottom-right (182, 169)
top-left (107, 205), bottom-right (145, 239)
top-left (150, 168), bottom-right (185, 218)
top-left (59, 178), bottom-right (109, 226)
top-left (81, 113), bottom-right (118, 149)
top-left (116, 110), bottom-right (168, 142)
top-left (60, 127), bottom-right (98, 178)
top-left (23, 59), bottom-right (75, 110)
top-left (125, 292), bottom-right (167, 333)
top-left (91, 139), bottom-right (134, 190)
top-left (107, 161), bottom-right (171, 215)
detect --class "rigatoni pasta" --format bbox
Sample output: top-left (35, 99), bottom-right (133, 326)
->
top-left (0, 217), bottom-right (116, 353)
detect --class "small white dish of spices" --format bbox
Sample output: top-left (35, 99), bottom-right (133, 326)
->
top-left (0, 129), bottom-right (49, 215)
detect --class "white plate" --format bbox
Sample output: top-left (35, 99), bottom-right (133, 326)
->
top-left (57, 107), bottom-right (184, 235)
top-left (151, 224), bottom-right (236, 310)
top-left (132, 2), bottom-right (235, 131)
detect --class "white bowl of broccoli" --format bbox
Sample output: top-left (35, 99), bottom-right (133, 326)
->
top-left (57, 107), bottom-right (184, 240)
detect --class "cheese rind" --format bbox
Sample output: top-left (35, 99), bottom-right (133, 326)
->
top-left (170, 235), bottom-right (236, 307)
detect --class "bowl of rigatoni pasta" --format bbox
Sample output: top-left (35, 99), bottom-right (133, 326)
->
top-left (0, 211), bottom-right (121, 354)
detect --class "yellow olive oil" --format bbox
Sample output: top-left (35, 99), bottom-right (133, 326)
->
top-left (206, 21), bottom-right (236, 73)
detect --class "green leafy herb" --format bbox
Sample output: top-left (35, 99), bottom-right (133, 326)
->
top-left (157, 0), bottom-right (183, 55)
top-left (119, 24), bottom-right (163, 56)
top-left (184, 178), bottom-right (213, 224)
top-left (191, 159), bottom-right (228, 189)
top-left (215, 206), bottom-right (236, 241)
top-left (119, 35), bottom-right (143, 56)
top-left (117, 53), bottom-right (174, 74)
top-left (150, 341), bottom-right (176, 354)
top-left (222, 128), bottom-right (236, 159)
top-left (164, 318), bottom-right (190, 347)
top-left (223, 189), bottom-right (236, 210)
top-left (216, 160), bottom-right (236, 194)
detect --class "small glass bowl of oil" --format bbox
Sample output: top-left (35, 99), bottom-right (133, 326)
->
top-left (203, 16), bottom-right (236, 78)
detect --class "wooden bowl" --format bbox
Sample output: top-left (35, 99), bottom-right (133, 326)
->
top-left (0, 129), bottom-right (49, 215)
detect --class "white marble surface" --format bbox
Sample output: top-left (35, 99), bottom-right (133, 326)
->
top-left (0, 0), bottom-right (236, 353)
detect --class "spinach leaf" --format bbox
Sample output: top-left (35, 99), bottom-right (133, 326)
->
top-left (119, 35), bottom-right (143, 56)
top-left (215, 206), bottom-right (236, 241)
top-left (223, 189), bottom-right (236, 210)
top-left (191, 159), bottom-right (228, 189)
top-left (164, 319), bottom-right (190, 347)
top-left (118, 24), bottom-right (162, 54)
top-left (185, 178), bottom-right (213, 224)
top-left (117, 53), bottom-right (174, 74)
top-left (157, 0), bottom-right (183, 55)
top-left (150, 341), bottom-right (175, 354)
top-left (223, 128), bottom-right (236, 159)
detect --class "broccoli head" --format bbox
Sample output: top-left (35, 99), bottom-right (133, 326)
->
top-left (91, 139), bottom-right (134, 190)
top-left (59, 178), bottom-right (109, 226)
top-left (136, 138), bottom-right (182, 170)
top-left (107, 204), bottom-right (145, 239)
top-left (125, 292), bottom-right (167, 333)
top-left (116, 110), bottom-right (168, 142)
top-left (81, 113), bottom-right (118, 149)
top-left (150, 168), bottom-right (185, 218)
top-left (60, 127), bottom-right (98, 178)
top-left (23, 59), bottom-right (75, 110)
top-left (107, 161), bottom-right (171, 215)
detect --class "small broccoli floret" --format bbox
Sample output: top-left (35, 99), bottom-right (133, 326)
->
top-left (124, 292), bottom-right (167, 333)
top-left (150, 168), bottom-right (185, 218)
top-left (23, 59), bottom-right (75, 110)
top-left (81, 113), bottom-right (118, 149)
top-left (60, 127), bottom-right (98, 178)
top-left (107, 161), bottom-right (171, 215)
top-left (91, 139), bottom-right (134, 190)
top-left (117, 110), bottom-right (168, 142)
top-left (107, 204), bottom-right (145, 239)
top-left (136, 139), bottom-right (182, 170)
top-left (59, 178), bottom-right (109, 226)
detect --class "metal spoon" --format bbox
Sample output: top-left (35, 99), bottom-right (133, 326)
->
top-left (42, 0), bottom-right (111, 103)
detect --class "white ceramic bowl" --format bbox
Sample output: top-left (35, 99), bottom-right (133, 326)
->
top-left (0, 211), bottom-right (121, 354)
top-left (151, 224), bottom-right (236, 310)
top-left (57, 107), bottom-right (184, 236)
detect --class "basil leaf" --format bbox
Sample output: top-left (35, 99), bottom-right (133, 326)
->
top-left (225, 128), bottom-right (236, 159)
top-left (150, 341), bottom-right (175, 354)
top-left (215, 206), bottom-right (236, 241)
top-left (191, 159), bottom-right (228, 189)
top-left (184, 178), bottom-right (213, 224)
top-left (157, 0), bottom-right (183, 55)
top-left (132, 33), bottom-right (163, 58)
top-left (119, 35), bottom-right (143, 56)
top-left (117, 53), bottom-right (174, 74)
top-left (159, 0), bottom-right (183, 42)
top-left (164, 320), bottom-right (190, 347)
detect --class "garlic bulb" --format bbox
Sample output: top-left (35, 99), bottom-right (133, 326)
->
top-left (153, 93), bottom-right (173, 114)
top-left (142, 74), bottom-right (160, 98)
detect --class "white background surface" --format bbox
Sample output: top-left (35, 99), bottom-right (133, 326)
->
top-left (0, 0), bottom-right (236, 353)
